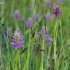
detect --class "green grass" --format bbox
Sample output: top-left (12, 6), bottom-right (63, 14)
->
top-left (0, 0), bottom-right (70, 70)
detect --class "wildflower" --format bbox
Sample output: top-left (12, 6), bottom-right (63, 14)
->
top-left (45, 13), bottom-right (52, 20)
top-left (44, 30), bottom-right (53, 45)
top-left (11, 28), bottom-right (24, 49)
top-left (13, 10), bottom-right (21, 21)
top-left (38, 25), bottom-right (53, 45)
top-left (38, 30), bottom-right (42, 38)
top-left (52, 5), bottom-right (62, 16)
top-left (26, 18), bottom-right (34, 28)
top-left (46, 1), bottom-right (52, 7)
top-left (34, 14), bottom-right (40, 21)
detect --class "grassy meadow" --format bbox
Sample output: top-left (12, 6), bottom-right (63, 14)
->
top-left (0, 0), bottom-right (70, 70)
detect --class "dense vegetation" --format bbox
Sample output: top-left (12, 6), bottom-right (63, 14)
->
top-left (0, 0), bottom-right (70, 70)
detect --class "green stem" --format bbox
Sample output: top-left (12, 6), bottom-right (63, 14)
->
top-left (14, 49), bottom-right (21, 70)
top-left (31, 0), bottom-right (36, 18)
top-left (59, 20), bottom-right (63, 50)
top-left (23, 54), bottom-right (31, 70)
top-left (54, 20), bottom-right (58, 70)
top-left (40, 38), bottom-right (44, 70)
top-left (27, 29), bottom-right (31, 70)
top-left (48, 46), bottom-right (51, 59)
top-left (56, 20), bottom-right (63, 70)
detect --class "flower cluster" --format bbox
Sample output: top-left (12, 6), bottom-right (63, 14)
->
top-left (38, 26), bottom-right (53, 45)
top-left (11, 28), bottom-right (24, 49)
top-left (52, 5), bottom-right (62, 16)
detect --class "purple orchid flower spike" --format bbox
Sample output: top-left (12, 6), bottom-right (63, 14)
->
top-left (11, 28), bottom-right (24, 49)
top-left (52, 5), bottom-right (62, 16)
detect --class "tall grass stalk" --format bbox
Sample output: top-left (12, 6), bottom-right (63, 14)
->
top-left (56, 19), bottom-right (63, 70)
top-left (54, 19), bottom-right (58, 70)
top-left (40, 37), bottom-right (44, 70)
top-left (27, 29), bottom-right (31, 70)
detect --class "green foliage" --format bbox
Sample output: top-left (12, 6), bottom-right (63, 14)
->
top-left (0, 0), bottom-right (70, 70)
